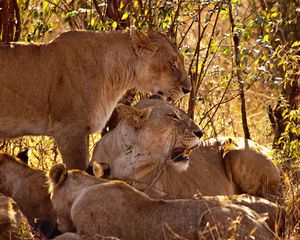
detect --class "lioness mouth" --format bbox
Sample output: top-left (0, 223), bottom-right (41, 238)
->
top-left (171, 148), bottom-right (191, 162)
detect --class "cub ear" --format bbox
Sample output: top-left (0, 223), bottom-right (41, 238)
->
top-left (49, 163), bottom-right (67, 187)
top-left (130, 29), bottom-right (157, 55)
top-left (92, 162), bottom-right (104, 178)
top-left (93, 162), bottom-right (111, 179)
top-left (117, 104), bottom-right (152, 128)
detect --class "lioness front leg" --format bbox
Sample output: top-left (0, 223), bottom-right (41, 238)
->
top-left (53, 128), bottom-right (89, 170)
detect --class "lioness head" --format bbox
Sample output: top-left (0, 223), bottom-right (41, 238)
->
top-left (131, 29), bottom-right (191, 100)
top-left (93, 98), bottom-right (203, 179)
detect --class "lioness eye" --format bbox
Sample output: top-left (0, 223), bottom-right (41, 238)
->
top-left (170, 62), bottom-right (177, 71)
top-left (168, 112), bottom-right (180, 121)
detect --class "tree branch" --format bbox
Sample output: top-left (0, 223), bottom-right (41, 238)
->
top-left (228, 0), bottom-right (251, 139)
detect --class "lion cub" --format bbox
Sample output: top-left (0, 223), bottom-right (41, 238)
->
top-left (0, 154), bottom-right (56, 225)
top-left (48, 163), bottom-right (279, 240)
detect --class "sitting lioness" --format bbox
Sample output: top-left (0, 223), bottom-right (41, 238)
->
top-left (0, 29), bottom-right (191, 170)
top-left (91, 98), bottom-right (280, 199)
top-left (49, 164), bottom-right (279, 239)
top-left (0, 154), bottom-right (56, 225)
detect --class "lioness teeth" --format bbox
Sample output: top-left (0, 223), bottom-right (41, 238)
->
top-left (184, 150), bottom-right (191, 156)
top-left (171, 148), bottom-right (191, 162)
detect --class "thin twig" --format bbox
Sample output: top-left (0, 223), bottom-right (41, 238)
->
top-left (228, 0), bottom-right (251, 139)
top-left (196, 3), bottom-right (222, 93)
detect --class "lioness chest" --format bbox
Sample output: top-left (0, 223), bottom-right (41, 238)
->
top-left (89, 90), bottom-right (127, 133)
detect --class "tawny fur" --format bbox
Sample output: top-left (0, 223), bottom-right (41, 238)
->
top-left (0, 29), bottom-right (190, 170)
top-left (48, 164), bottom-right (278, 240)
top-left (0, 154), bottom-right (56, 224)
top-left (91, 98), bottom-right (203, 183)
top-left (0, 193), bottom-right (33, 240)
top-left (51, 232), bottom-right (83, 240)
top-left (221, 137), bottom-right (281, 197)
top-left (199, 194), bottom-right (285, 237)
top-left (91, 99), bottom-right (280, 199)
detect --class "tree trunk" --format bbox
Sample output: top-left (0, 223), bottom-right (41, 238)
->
top-left (269, 79), bottom-right (300, 148)
top-left (259, 0), bottom-right (300, 148)
top-left (0, 0), bottom-right (21, 42)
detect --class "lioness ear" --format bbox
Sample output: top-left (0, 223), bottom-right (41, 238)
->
top-left (117, 104), bottom-right (152, 128)
top-left (130, 29), bottom-right (157, 55)
top-left (49, 163), bottom-right (67, 186)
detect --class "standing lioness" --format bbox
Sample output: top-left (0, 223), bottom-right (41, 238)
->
top-left (0, 29), bottom-right (190, 169)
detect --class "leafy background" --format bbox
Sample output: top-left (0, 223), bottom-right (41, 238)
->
top-left (0, 0), bottom-right (299, 237)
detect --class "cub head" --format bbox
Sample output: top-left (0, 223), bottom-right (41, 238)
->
top-left (130, 29), bottom-right (190, 100)
top-left (49, 163), bottom-right (68, 190)
top-left (48, 164), bottom-right (73, 233)
top-left (48, 163), bottom-right (105, 233)
top-left (112, 98), bottom-right (203, 174)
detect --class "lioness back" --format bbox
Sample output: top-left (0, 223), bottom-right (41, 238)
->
top-left (222, 138), bottom-right (281, 196)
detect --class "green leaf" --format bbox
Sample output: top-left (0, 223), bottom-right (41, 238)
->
top-left (32, 8), bottom-right (39, 18)
top-left (133, 1), bottom-right (139, 10)
top-left (67, 11), bottom-right (78, 17)
top-left (121, 12), bottom-right (129, 20)
top-left (223, 48), bottom-right (230, 56)
top-left (291, 41), bottom-right (300, 48)
top-left (120, 1), bottom-right (124, 9)
top-left (263, 34), bottom-right (269, 42)
top-left (112, 21), bottom-right (117, 29)
top-left (42, 1), bottom-right (49, 11)
top-left (162, 22), bottom-right (167, 30)
top-left (271, 12), bottom-right (278, 18)
top-left (90, 18), bottom-right (95, 27)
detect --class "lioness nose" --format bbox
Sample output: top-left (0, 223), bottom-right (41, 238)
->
top-left (182, 87), bottom-right (191, 94)
top-left (193, 130), bottom-right (203, 139)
